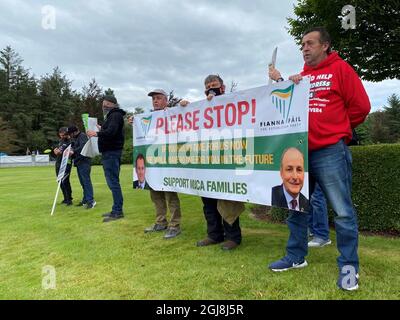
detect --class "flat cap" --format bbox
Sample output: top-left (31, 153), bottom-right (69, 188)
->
top-left (147, 89), bottom-right (168, 97)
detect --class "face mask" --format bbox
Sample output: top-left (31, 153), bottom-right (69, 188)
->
top-left (205, 87), bottom-right (222, 97)
top-left (102, 105), bottom-right (114, 119)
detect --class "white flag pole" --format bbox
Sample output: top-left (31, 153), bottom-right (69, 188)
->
top-left (51, 182), bottom-right (61, 216)
top-left (268, 46), bottom-right (278, 85)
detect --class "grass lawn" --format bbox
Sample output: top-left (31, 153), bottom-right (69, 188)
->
top-left (0, 165), bottom-right (399, 300)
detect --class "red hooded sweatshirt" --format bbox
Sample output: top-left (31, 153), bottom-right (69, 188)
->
top-left (301, 51), bottom-right (371, 151)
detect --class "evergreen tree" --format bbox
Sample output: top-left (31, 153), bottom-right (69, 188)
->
top-left (38, 67), bottom-right (79, 148)
top-left (384, 94), bottom-right (400, 142)
top-left (287, 0), bottom-right (400, 81)
top-left (76, 78), bottom-right (104, 127)
top-left (0, 117), bottom-right (19, 154)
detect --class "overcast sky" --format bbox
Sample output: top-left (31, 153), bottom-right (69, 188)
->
top-left (1, 0), bottom-right (398, 113)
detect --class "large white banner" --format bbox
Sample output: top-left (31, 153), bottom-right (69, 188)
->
top-left (133, 80), bottom-right (310, 210)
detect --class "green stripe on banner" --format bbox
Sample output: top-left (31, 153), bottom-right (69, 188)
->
top-left (133, 132), bottom-right (308, 171)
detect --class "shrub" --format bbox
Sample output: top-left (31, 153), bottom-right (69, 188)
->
top-left (351, 144), bottom-right (400, 232)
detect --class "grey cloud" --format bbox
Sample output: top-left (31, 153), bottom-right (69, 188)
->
top-left (0, 0), bottom-right (397, 112)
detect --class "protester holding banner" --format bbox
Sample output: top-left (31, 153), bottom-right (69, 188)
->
top-left (181, 75), bottom-right (244, 251)
top-left (268, 27), bottom-right (371, 291)
top-left (141, 89), bottom-right (182, 239)
top-left (53, 127), bottom-right (73, 206)
top-left (68, 126), bottom-right (96, 209)
top-left (87, 95), bottom-right (126, 222)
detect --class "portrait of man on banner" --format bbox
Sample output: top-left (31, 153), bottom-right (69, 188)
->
top-left (133, 153), bottom-right (149, 190)
top-left (271, 147), bottom-right (309, 212)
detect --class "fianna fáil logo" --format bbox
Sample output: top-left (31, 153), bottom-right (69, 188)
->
top-left (270, 84), bottom-right (295, 121)
top-left (140, 115), bottom-right (152, 137)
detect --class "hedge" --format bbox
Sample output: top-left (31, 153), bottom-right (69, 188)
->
top-left (351, 144), bottom-right (399, 232)
top-left (269, 144), bottom-right (400, 233)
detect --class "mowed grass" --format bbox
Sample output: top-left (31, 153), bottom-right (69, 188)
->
top-left (0, 165), bottom-right (399, 300)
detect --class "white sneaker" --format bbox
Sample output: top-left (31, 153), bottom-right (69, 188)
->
top-left (308, 237), bottom-right (332, 247)
top-left (85, 200), bottom-right (96, 209)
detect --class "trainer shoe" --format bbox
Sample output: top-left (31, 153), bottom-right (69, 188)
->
top-left (163, 227), bottom-right (181, 239)
top-left (76, 201), bottom-right (86, 207)
top-left (269, 256), bottom-right (308, 272)
top-left (337, 271), bottom-right (359, 291)
top-left (308, 237), bottom-right (332, 248)
top-left (144, 224), bottom-right (168, 233)
top-left (103, 212), bottom-right (124, 223)
top-left (85, 200), bottom-right (96, 209)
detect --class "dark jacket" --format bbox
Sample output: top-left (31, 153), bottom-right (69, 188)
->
top-left (133, 180), bottom-right (150, 190)
top-left (71, 131), bottom-right (91, 166)
top-left (271, 184), bottom-right (309, 213)
top-left (54, 138), bottom-right (72, 168)
top-left (97, 108), bottom-right (126, 153)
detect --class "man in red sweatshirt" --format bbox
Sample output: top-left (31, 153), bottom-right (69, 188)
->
top-left (268, 27), bottom-right (370, 291)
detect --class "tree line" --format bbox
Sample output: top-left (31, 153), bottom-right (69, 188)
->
top-left (0, 46), bottom-right (138, 155)
top-left (287, 0), bottom-right (400, 145)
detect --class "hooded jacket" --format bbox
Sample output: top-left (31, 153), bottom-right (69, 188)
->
top-left (301, 51), bottom-right (371, 151)
top-left (97, 107), bottom-right (127, 153)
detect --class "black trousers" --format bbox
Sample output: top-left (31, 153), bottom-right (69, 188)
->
top-left (201, 197), bottom-right (242, 244)
top-left (55, 164), bottom-right (73, 202)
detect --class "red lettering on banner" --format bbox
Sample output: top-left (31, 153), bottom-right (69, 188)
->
top-left (156, 118), bottom-right (164, 134)
top-left (237, 101), bottom-right (249, 125)
top-left (193, 110), bottom-right (200, 130)
top-left (154, 99), bottom-right (256, 134)
top-left (251, 99), bottom-right (256, 123)
top-left (225, 103), bottom-right (236, 126)
top-left (184, 112), bottom-right (192, 130)
top-left (213, 105), bottom-right (224, 127)
top-left (176, 114), bottom-right (184, 131)
top-left (204, 107), bottom-right (214, 129)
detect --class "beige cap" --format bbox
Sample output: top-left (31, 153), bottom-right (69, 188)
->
top-left (147, 89), bottom-right (168, 97)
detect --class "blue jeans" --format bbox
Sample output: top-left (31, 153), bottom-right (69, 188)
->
top-left (76, 161), bottom-right (94, 204)
top-left (307, 183), bottom-right (330, 240)
top-left (286, 140), bottom-right (359, 272)
top-left (102, 150), bottom-right (123, 214)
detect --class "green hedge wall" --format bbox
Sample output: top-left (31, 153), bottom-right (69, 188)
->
top-left (270, 144), bottom-right (400, 233)
top-left (351, 144), bottom-right (399, 232)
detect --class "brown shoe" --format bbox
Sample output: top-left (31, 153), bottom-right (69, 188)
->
top-left (221, 240), bottom-right (239, 251)
top-left (196, 238), bottom-right (221, 247)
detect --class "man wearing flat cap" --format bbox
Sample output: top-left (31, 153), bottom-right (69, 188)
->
top-left (87, 94), bottom-right (126, 222)
top-left (142, 89), bottom-right (183, 239)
